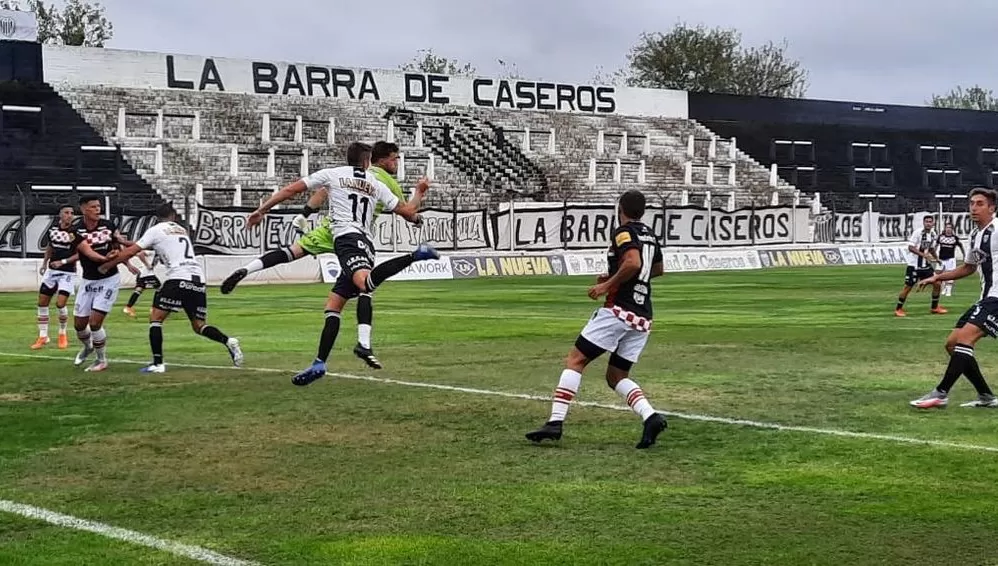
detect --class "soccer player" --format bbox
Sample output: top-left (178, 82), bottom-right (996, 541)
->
top-left (70, 195), bottom-right (131, 372)
top-left (936, 222), bottom-right (964, 297)
top-left (122, 250), bottom-right (162, 317)
top-left (99, 203), bottom-right (243, 373)
top-left (31, 205), bottom-right (78, 350)
top-left (895, 215), bottom-right (945, 317)
top-left (525, 190), bottom-right (668, 449)
top-left (220, 141), bottom-right (416, 369)
top-left (910, 188), bottom-right (998, 408)
top-left (244, 142), bottom-right (433, 386)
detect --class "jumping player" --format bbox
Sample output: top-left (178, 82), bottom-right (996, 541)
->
top-left (71, 195), bottom-right (131, 372)
top-left (244, 142), bottom-right (434, 385)
top-left (936, 222), bottom-right (964, 297)
top-left (910, 188), bottom-right (998, 409)
top-left (896, 215), bottom-right (945, 317)
top-left (99, 203), bottom-right (243, 373)
top-left (31, 205), bottom-right (78, 350)
top-left (219, 141), bottom-right (416, 369)
top-left (526, 189), bottom-right (668, 449)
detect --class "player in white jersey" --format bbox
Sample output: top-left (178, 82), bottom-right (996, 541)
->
top-left (895, 215), bottom-right (946, 317)
top-left (122, 250), bottom-right (163, 317)
top-left (910, 188), bottom-right (998, 409)
top-left (242, 142), bottom-right (434, 386)
top-left (99, 203), bottom-right (243, 373)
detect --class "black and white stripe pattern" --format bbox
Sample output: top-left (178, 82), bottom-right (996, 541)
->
top-left (967, 220), bottom-right (998, 299)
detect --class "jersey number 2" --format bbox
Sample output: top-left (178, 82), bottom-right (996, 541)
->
top-left (179, 236), bottom-right (194, 259)
top-left (349, 194), bottom-right (371, 224)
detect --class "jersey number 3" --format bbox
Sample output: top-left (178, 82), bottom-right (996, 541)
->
top-left (348, 194), bottom-right (372, 225)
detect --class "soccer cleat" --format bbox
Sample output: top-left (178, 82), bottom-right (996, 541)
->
top-left (292, 361), bottom-right (326, 386)
top-left (226, 338), bottom-right (243, 367)
top-left (57, 334), bottom-right (69, 349)
top-left (635, 413), bottom-right (668, 449)
top-left (30, 336), bottom-right (49, 350)
top-left (84, 360), bottom-right (108, 372)
top-left (960, 394), bottom-right (998, 408)
top-left (895, 308), bottom-right (907, 317)
top-left (910, 390), bottom-right (948, 409)
top-left (74, 343), bottom-right (94, 366)
top-left (525, 421), bottom-right (563, 443)
top-left (140, 363), bottom-right (166, 373)
top-left (220, 268), bottom-right (248, 295)
top-left (292, 214), bottom-right (309, 235)
top-left (353, 344), bottom-right (383, 369)
top-left (412, 243), bottom-right (440, 262)
top-left (931, 306), bottom-right (949, 315)
top-left (123, 306), bottom-right (136, 317)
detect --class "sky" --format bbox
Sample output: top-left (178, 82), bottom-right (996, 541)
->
top-left (85, 0), bottom-right (997, 106)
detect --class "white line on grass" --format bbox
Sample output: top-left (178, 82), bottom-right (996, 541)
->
top-left (0, 500), bottom-right (261, 566)
top-left (4, 351), bottom-right (998, 454)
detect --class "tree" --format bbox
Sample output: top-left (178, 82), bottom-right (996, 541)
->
top-left (930, 85), bottom-right (998, 111)
top-left (617, 23), bottom-right (808, 98)
top-left (400, 49), bottom-right (476, 76)
top-left (0, 0), bottom-right (112, 47)
top-left (496, 59), bottom-right (523, 80)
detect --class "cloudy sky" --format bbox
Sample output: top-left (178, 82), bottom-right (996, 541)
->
top-left (91, 0), bottom-right (994, 106)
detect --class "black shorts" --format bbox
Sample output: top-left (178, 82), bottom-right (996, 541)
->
top-left (904, 266), bottom-right (934, 287)
top-left (152, 277), bottom-right (207, 321)
top-left (956, 297), bottom-right (998, 338)
top-left (331, 233), bottom-right (375, 299)
top-left (136, 275), bottom-right (162, 290)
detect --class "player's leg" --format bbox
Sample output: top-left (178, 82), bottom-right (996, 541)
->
top-left (354, 245), bottom-right (440, 294)
top-left (72, 282), bottom-right (96, 366)
top-left (291, 284), bottom-right (352, 386)
top-left (32, 284), bottom-right (54, 349)
top-left (943, 258), bottom-right (957, 296)
top-left (928, 269), bottom-right (947, 314)
top-left (353, 292), bottom-right (381, 369)
top-left (183, 281), bottom-right (243, 368)
top-left (123, 281), bottom-right (145, 317)
top-left (221, 232), bottom-right (315, 294)
top-left (605, 329), bottom-right (666, 449)
top-left (895, 268), bottom-right (916, 316)
top-left (54, 289), bottom-right (71, 349)
top-left (526, 308), bottom-right (619, 443)
top-left (84, 276), bottom-right (121, 372)
top-left (911, 302), bottom-right (997, 408)
top-left (142, 307), bottom-right (171, 373)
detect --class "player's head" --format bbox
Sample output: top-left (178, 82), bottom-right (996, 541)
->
top-left (346, 142), bottom-right (372, 168)
top-left (58, 205), bottom-right (74, 226)
top-left (617, 190), bottom-right (646, 223)
top-left (154, 202), bottom-right (178, 222)
top-left (922, 215), bottom-right (934, 229)
top-left (78, 195), bottom-right (101, 221)
top-left (969, 187), bottom-right (998, 225)
top-left (371, 141), bottom-right (400, 175)
top-left (944, 222), bottom-right (954, 235)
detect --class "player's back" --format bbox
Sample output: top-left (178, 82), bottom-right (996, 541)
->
top-left (307, 165), bottom-right (380, 237)
top-left (142, 221), bottom-right (203, 281)
top-left (606, 222), bottom-right (662, 319)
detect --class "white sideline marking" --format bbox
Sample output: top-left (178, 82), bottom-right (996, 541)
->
top-left (3, 351), bottom-right (998, 454)
top-left (0, 500), bottom-right (260, 566)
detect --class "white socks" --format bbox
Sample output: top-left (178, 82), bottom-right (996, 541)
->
top-left (548, 369), bottom-right (582, 422)
top-left (37, 306), bottom-right (49, 337)
top-left (614, 378), bottom-right (657, 421)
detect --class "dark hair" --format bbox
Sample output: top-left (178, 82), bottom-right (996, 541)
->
top-left (346, 142), bottom-right (372, 167)
top-left (371, 141), bottom-right (399, 162)
top-left (154, 202), bottom-right (177, 220)
top-left (618, 189), bottom-right (646, 220)
top-left (970, 187), bottom-right (998, 207)
top-left (59, 205), bottom-right (75, 213)
top-left (78, 195), bottom-right (101, 205)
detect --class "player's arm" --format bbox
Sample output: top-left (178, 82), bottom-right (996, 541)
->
top-left (389, 177), bottom-right (430, 222)
top-left (956, 237), bottom-right (965, 254)
top-left (52, 252), bottom-right (78, 271)
top-left (907, 231), bottom-right (933, 260)
top-left (292, 188), bottom-right (328, 233)
top-left (650, 245), bottom-right (664, 278)
top-left (76, 239), bottom-right (114, 264)
top-left (249, 178), bottom-right (310, 227)
top-left (98, 242), bottom-right (145, 274)
top-left (921, 262), bottom-right (976, 287)
top-left (39, 244), bottom-right (52, 274)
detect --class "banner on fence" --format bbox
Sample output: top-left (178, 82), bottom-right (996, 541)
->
top-left (449, 253), bottom-right (567, 278)
top-left (839, 244), bottom-right (909, 265)
top-left (758, 247), bottom-right (844, 268)
top-left (834, 211), bottom-right (974, 243)
top-left (372, 208), bottom-right (491, 251)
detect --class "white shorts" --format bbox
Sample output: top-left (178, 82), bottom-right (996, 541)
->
top-left (40, 269), bottom-right (76, 296)
top-left (579, 307), bottom-right (651, 364)
top-left (941, 258), bottom-right (957, 272)
top-left (74, 273), bottom-right (121, 317)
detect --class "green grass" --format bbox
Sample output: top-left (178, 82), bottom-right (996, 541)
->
top-left (1, 265), bottom-right (996, 565)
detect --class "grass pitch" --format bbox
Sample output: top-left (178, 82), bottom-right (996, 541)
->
top-left (1, 266), bottom-right (996, 565)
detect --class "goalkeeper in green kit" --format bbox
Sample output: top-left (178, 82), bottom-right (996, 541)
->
top-left (220, 141), bottom-right (419, 369)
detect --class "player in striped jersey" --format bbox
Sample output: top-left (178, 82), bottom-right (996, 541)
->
top-left (895, 215), bottom-right (945, 317)
top-left (219, 141), bottom-right (416, 369)
top-left (910, 188), bottom-right (998, 408)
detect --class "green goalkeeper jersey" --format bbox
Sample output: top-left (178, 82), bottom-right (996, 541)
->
top-left (370, 166), bottom-right (406, 217)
